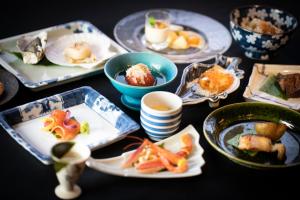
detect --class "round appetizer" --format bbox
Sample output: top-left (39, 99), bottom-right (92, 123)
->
top-left (125, 63), bottom-right (155, 86)
top-left (63, 42), bottom-right (97, 64)
top-left (0, 81), bottom-right (4, 97)
top-left (45, 33), bottom-right (111, 68)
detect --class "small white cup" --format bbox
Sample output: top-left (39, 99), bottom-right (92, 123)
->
top-left (141, 91), bottom-right (182, 141)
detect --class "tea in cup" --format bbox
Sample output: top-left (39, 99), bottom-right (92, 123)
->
top-left (141, 91), bottom-right (182, 141)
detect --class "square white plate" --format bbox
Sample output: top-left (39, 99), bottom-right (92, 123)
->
top-left (243, 63), bottom-right (300, 110)
top-left (0, 86), bottom-right (140, 164)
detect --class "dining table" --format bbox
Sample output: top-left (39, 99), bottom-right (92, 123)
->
top-left (0, 0), bottom-right (299, 199)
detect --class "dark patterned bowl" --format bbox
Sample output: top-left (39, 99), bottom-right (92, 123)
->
top-left (230, 5), bottom-right (298, 60)
top-left (203, 102), bottom-right (300, 169)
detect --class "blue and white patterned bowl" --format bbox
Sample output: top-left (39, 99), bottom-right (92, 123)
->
top-left (140, 91), bottom-right (182, 141)
top-left (230, 5), bottom-right (298, 60)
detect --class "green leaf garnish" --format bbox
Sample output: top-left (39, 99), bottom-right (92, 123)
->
top-left (227, 134), bottom-right (258, 157)
top-left (149, 16), bottom-right (156, 27)
top-left (259, 75), bottom-right (287, 100)
top-left (227, 134), bottom-right (241, 148)
top-left (243, 150), bottom-right (258, 157)
top-left (3, 50), bottom-right (57, 66)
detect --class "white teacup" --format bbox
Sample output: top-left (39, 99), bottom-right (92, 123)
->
top-left (141, 91), bottom-right (182, 141)
top-left (51, 142), bottom-right (90, 199)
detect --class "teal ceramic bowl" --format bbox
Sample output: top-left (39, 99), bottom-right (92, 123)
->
top-left (104, 52), bottom-right (177, 111)
top-left (203, 102), bottom-right (300, 169)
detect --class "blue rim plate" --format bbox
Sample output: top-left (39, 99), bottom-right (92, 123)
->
top-left (0, 86), bottom-right (140, 164)
top-left (0, 21), bottom-right (127, 91)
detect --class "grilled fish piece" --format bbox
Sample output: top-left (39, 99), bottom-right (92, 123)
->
top-left (238, 134), bottom-right (285, 160)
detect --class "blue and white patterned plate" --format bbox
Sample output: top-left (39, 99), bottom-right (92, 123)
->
top-left (0, 21), bottom-right (127, 91)
top-left (114, 9), bottom-right (232, 64)
top-left (0, 86), bottom-right (140, 164)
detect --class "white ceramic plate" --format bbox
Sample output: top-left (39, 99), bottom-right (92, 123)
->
top-left (0, 21), bottom-right (127, 91)
top-left (86, 124), bottom-right (205, 178)
top-left (45, 33), bottom-right (115, 69)
top-left (243, 63), bottom-right (300, 110)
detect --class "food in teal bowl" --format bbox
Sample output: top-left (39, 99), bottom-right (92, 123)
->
top-left (104, 52), bottom-right (177, 111)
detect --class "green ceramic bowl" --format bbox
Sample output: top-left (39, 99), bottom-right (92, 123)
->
top-left (104, 52), bottom-right (177, 111)
top-left (203, 102), bottom-right (300, 169)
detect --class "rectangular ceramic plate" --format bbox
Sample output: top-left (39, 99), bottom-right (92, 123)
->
top-left (0, 20), bottom-right (127, 91)
top-left (0, 86), bottom-right (140, 164)
top-left (243, 63), bottom-right (300, 110)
